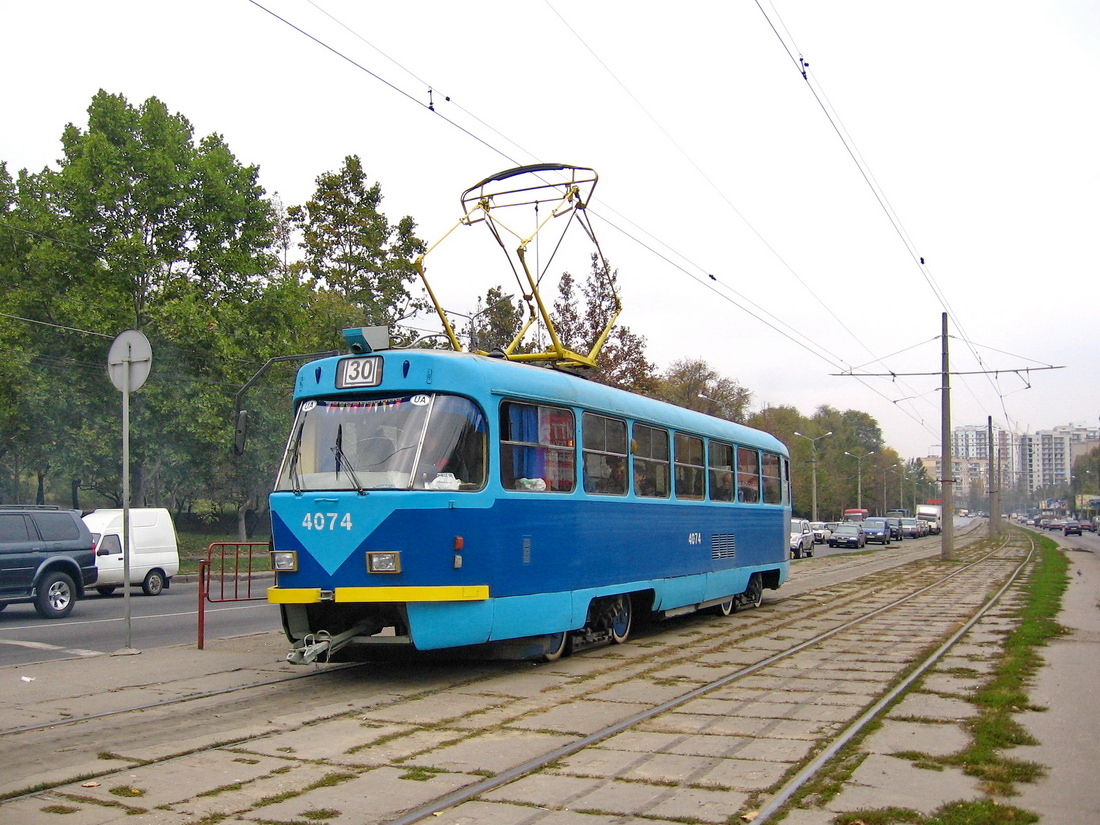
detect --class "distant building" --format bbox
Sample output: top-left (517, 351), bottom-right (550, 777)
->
top-left (921, 422), bottom-right (1099, 499)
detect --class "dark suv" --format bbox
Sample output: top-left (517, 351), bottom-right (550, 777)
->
top-left (0, 506), bottom-right (97, 618)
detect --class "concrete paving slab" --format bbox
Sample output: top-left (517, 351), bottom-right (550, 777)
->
top-left (888, 692), bottom-right (978, 722)
top-left (694, 756), bottom-right (790, 791)
top-left (826, 753), bottom-right (983, 816)
top-left (0, 792), bottom-right (193, 824)
top-left (642, 712), bottom-right (834, 740)
top-left (582, 679), bottom-right (699, 706)
top-left (861, 719), bottom-right (969, 757)
top-left (644, 785), bottom-right (750, 823)
top-left (234, 718), bottom-right (417, 764)
top-left (409, 729), bottom-right (578, 774)
top-left (238, 764), bottom-right (479, 823)
top-left (54, 749), bottom-right (291, 810)
top-left (779, 808), bottom-right (841, 825)
top-left (358, 691), bottom-right (516, 725)
top-left (431, 799), bottom-right (546, 825)
top-left (482, 772), bottom-right (603, 808)
top-left (165, 761), bottom-right (336, 820)
top-left (917, 671), bottom-right (981, 696)
top-left (566, 777), bottom-right (671, 815)
top-left (508, 699), bottom-right (648, 735)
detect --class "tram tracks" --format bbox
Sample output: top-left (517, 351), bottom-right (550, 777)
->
top-left (0, 528), bottom-right (1033, 824)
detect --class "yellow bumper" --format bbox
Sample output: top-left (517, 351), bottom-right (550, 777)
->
top-left (268, 585), bottom-right (490, 604)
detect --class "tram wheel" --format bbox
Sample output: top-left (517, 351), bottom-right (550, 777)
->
top-left (541, 631), bottom-right (570, 662)
top-left (609, 594), bottom-right (632, 644)
top-left (713, 598), bottom-right (735, 617)
top-left (738, 573), bottom-right (764, 611)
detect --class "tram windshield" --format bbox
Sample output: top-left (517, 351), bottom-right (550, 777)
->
top-left (275, 393), bottom-right (488, 492)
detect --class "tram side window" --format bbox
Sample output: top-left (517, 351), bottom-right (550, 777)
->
top-left (737, 446), bottom-right (761, 504)
top-left (633, 424), bottom-right (670, 498)
top-left (582, 413), bottom-right (628, 495)
top-left (762, 451), bottom-right (783, 504)
top-left (674, 433), bottom-right (705, 500)
top-left (709, 441), bottom-right (735, 502)
top-left (782, 455), bottom-right (791, 506)
top-left (500, 401), bottom-right (575, 492)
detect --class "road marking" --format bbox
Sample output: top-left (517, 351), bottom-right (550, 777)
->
top-left (0, 640), bottom-right (105, 657)
top-left (0, 640), bottom-right (63, 651)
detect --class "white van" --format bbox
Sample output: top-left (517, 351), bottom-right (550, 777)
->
top-left (82, 508), bottom-right (180, 596)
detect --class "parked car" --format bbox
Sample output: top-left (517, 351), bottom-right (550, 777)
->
top-left (885, 517), bottom-right (904, 540)
top-left (0, 505), bottom-right (97, 619)
top-left (900, 517), bottom-right (922, 538)
top-left (790, 518), bottom-right (815, 559)
top-left (810, 521), bottom-right (832, 544)
top-left (861, 517), bottom-right (892, 545)
top-left (828, 523), bottom-right (866, 549)
top-left (1063, 520), bottom-right (1082, 536)
top-left (82, 508), bottom-right (180, 596)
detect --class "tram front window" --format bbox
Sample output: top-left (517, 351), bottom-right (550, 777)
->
top-left (275, 394), bottom-right (487, 492)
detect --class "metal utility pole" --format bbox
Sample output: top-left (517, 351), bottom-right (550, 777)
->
top-left (940, 313), bottom-right (955, 560)
top-left (794, 430), bottom-right (832, 521)
top-left (988, 416), bottom-right (999, 540)
top-left (845, 449), bottom-right (875, 511)
top-left (829, 311), bottom-right (1061, 563)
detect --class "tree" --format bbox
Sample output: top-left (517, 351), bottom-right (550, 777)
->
top-left (2, 90), bottom-right (279, 508)
top-left (656, 358), bottom-right (751, 423)
top-left (289, 155), bottom-right (425, 331)
top-left (466, 286), bottom-right (526, 353)
top-left (552, 255), bottom-right (656, 393)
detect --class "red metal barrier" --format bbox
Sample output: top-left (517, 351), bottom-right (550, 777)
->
top-left (197, 542), bottom-right (270, 649)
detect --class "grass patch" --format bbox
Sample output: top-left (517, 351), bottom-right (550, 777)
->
top-left (399, 766), bottom-right (445, 781)
top-left (833, 798), bottom-right (1040, 823)
top-left (300, 809), bottom-right (341, 821)
top-left (108, 786), bottom-right (145, 798)
top-left (942, 533), bottom-right (1067, 794)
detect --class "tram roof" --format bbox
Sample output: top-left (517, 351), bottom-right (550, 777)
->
top-left (296, 348), bottom-right (787, 456)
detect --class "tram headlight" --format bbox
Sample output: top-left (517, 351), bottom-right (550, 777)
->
top-left (367, 551), bottom-right (402, 574)
top-left (271, 551), bottom-right (298, 572)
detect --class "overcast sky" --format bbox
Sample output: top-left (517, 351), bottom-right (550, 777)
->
top-left (3, 1), bottom-right (1097, 459)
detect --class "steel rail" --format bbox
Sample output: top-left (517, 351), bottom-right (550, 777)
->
top-left (384, 536), bottom-right (1022, 825)
top-left (753, 531), bottom-right (1035, 822)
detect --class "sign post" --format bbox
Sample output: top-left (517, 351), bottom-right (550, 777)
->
top-left (107, 330), bottom-right (152, 655)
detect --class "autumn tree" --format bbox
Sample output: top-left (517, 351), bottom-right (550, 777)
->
top-left (552, 255), bottom-right (656, 393)
top-left (289, 155), bottom-right (425, 333)
top-left (656, 358), bottom-right (751, 423)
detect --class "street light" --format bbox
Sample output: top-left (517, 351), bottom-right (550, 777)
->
top-left (794, 430), bottom-right (832, 521)
top-left (845, 449), bottom-right (876, 510)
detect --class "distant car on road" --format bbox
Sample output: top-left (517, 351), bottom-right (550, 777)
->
top-left (885, 517), bottom-right (904, 541)
top-left (900, 517), bottom-right (922, 538)
top-left (829, 523), bottom-right (866, 549)
top-left (1063, 520), bottom-right (1082, 536)
top-left (810, 521), bottom-right (832, 544)
top-left (790, 518), bottom-right (815, 559)
top-left (1079, 519), bottom-right (1096, 532)
top-left (861, 517), bottom-right (892, 545)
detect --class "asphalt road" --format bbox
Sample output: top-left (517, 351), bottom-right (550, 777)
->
top-left (0, 579), bottom-right (283, 667)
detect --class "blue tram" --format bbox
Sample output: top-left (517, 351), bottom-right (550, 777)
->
top-left (268, 337), bottom-right (790, 662)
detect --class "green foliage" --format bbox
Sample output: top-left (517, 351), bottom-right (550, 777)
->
top-left (0, 89), bottom-right (921, 521)
top-left (553, 255), bottom-right (656, 392)
top-left (289, 154), bottom-right (425, 328)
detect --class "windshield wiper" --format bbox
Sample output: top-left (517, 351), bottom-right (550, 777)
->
top-left (332, 424), bottom-right (366, 494)
top-left (288, 420), bottom-right (304, 494)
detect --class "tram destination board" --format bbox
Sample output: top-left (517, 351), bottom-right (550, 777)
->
top-left (336, 356), bottom-right (383, 389)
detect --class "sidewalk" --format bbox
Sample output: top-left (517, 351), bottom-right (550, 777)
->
top-left (1013, 534), bottom-right (1100, 822)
